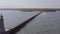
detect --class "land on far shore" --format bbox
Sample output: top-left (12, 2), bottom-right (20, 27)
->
top-left (0, 8), bottom-right (60, 12)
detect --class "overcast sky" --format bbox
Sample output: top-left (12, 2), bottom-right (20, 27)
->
top-left (0, 0), bottom-right (60, 8)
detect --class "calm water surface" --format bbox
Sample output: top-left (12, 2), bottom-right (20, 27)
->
top-left (0, 10), bottom-right (60, 34)
top-left (16, 11), bottom-right (60, 34)
top-left (0, 10), bottom-right (39, 29)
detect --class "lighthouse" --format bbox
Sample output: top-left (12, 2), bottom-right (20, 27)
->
top-left (0, 14), bottom-right (5, 34)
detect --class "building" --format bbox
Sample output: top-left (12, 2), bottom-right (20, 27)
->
top-left (0, 14), bottom-right (5, 34)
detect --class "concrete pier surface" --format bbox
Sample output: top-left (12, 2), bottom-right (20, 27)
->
top-left (16, 11), bottom-right (60, 34)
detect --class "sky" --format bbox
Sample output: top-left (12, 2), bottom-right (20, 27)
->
top-left (0, 0), bottom-right (60, 8)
